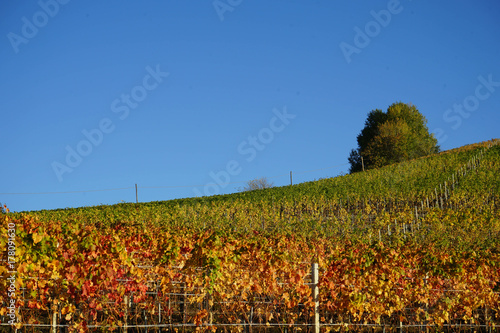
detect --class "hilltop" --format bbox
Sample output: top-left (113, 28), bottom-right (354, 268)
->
top-left (14, 139), bottom-right (500, 238)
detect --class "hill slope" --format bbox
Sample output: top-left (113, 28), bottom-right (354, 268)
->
top-left (18, 139), bottom-right (500, 235)
top-left (1, 139), bottom-right (499, 331)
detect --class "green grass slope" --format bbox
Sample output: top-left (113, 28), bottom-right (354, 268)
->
top-left (12, 139), bottom-right (499, 234)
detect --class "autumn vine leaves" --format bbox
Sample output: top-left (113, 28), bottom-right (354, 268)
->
top-left (1, 212), bottom-right (499, 330)
top-left (0, 139), bottom-right (499, 331)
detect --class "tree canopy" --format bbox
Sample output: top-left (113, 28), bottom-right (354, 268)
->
top-left (348, 102), bottom-right (439, 173)
top-left (239, 177), bottom-right (274, 192)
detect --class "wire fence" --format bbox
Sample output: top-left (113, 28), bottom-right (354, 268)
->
top-left (2, 261), bottom-right (499, 332)
top-left (2, 142), bottom-right (499, 331)
top-left (0, 164), bottom-right (350, 196)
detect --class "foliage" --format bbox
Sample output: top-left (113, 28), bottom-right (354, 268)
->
top-left (1, 139), bottom-right (499, 331)
top-left (239, 177), bottom-right (274, 192)
top-left (12, 140), bottom-right (498, 233)
top-left (1, 210), bottom-right (499, 330)
top-left (349, 102), bottom-right (439, 173)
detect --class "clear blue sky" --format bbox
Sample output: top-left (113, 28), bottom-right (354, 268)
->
top-left (1, 1), bottom-right (499, 212)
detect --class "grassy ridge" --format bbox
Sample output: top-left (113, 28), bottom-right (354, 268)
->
top-left (17, 139), bottom-right (499, 233)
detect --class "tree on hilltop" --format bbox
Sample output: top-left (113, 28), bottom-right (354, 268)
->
top-left (240, 177), bottom-right (274, 192)
top-left (348, 102), bottom-right (439, 173)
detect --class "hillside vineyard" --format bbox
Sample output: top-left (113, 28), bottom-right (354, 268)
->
top-left (1, 139), bottom-right (499, 331)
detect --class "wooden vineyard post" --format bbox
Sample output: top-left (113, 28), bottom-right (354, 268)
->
top-left (311, 263), bottom-right (320, 333)
top-left (158, 302), bottom-right (161, 324)
top-left (123, 295), bottom-right (129, 333)
top-left (250, 307), bottom-right (254, 333)
top-left (135, 184), bottom-right (138, 204)
top-left (207, 292), bottom-right (213, 327)
top-left (182, 283), bottom-right (187, 332)
top-left (485, 306), bottom-right (491, 333)
top-left (168, 296), bottom-right (172, 330)
top-left (51, 302), bottom-right (58, 333)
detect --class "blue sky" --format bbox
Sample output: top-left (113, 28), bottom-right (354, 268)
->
top-left (1, 1), bottom-right (499, 212)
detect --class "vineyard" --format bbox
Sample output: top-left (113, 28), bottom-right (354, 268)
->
top-left (1, 139), bottom-right (499, 332)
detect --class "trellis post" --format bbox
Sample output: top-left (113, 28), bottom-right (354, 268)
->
top-left (135, 184), bottom-right (138, 203)
top-left (311, 262), bottom-right (320, 333)
top-left (123, 295), bottom-right (129, 333)
top-left (51, 302), bottom-right (58, 333)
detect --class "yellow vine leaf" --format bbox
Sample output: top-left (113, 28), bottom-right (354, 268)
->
top-left (32, 233), bottom-right (43, 244)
